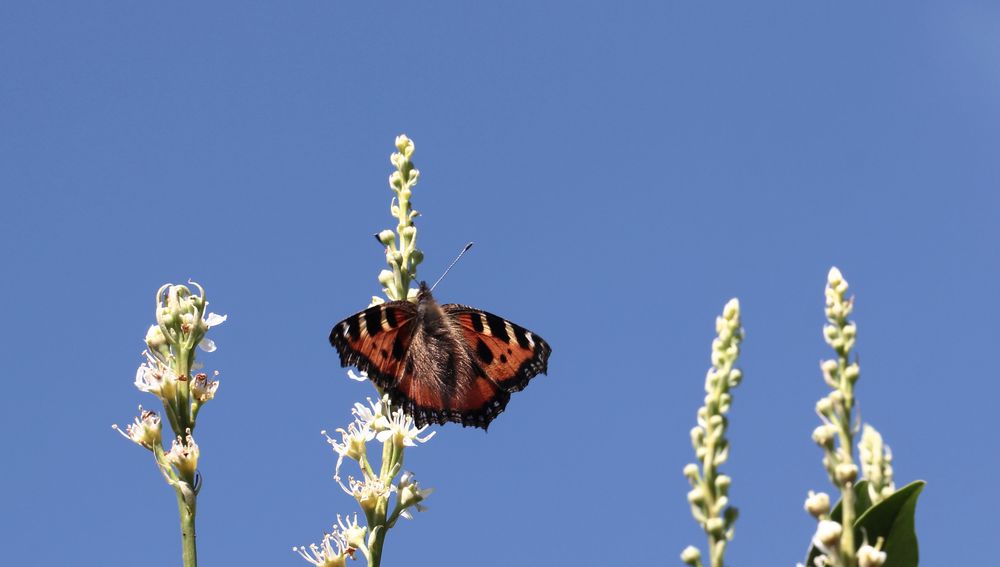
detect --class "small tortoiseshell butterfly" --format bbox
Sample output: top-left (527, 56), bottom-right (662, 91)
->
top-left (330, 281), bottom-right (551, 430)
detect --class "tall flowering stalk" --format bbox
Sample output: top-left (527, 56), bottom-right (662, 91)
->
top-left (296, 135), bottom-right (434, 567)
top-left (114, 282), bottom-right (226, 567)
top-left (375, 134), bottom-right (423, 303)
top-left (682, 299), bottom-right (744, 567)
top-left (805, 268), bottom-right (895, 567)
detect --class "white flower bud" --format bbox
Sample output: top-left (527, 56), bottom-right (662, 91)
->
top-left (823, 325), bottom-right (839, 343)
top-left (680, 546), bottom-right (702, 565)
top-left (813, 520), bottom-right (842, 550)
top-left (723, 298), bottom-right (739, 320)
top-left (835, 463), bottom-right (859, 484)
top-left (690, 426), bottom-right (704, 448)
top-left (804, 491), bottom-right (830, 518)
top-left (858, 544), bottom-right (887, 567)
top-left (145, 325), bottom-right (167, 349)
top-left (687, 487), bottom-right (706, 505)
top-left (399, 470), bottom-right (414, 488)
top-left (813, 424), bottom-right (837, 447)
top-left (378, 269), bottom-right (395, 286)
top-left (389, 170), bottom-right (404, 189)
top-left (827, 267), bottom-right (843, 287)
top-left (395, 134), bottom-right (413, 155)
top-left (728, 368), bottom-right (742, 387)
top-left (821, 359), bottom-right (838, 375)
top-left (843, 363), bottom-right (860, 383)
top-left (683, 463), bottom-right (700, 481)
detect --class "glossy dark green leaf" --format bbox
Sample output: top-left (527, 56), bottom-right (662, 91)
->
top-left (856, 480), bottom-right (924, 567)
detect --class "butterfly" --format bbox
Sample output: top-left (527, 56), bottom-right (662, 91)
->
top-left (330, 281), bottom-right (551, 430)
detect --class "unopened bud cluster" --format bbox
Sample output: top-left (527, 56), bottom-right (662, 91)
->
top-left (807, 268), bottom-right (895, 567)
top-left (859, 425), bottom-right (895, 504)
top-left (813, 268), bottom-right (861, 490)
top-left (683, 299), bottom-right (743, 567)
top-left (378, 134), bottom-right (424, 302)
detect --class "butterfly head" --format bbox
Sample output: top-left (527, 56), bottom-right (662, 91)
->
top-left (416, 281), bottom-right (438, 314)
top-left (418, 280), bottom-right (431, 294)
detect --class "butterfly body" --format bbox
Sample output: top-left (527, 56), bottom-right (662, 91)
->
top-left (330, 282), bottom-right (551, 429)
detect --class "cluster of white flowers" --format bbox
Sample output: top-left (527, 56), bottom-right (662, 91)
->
top-left (114, 281), bottom-right (228, 567)
top-left (301, 393), bottom-right (435, 566)
top-left (325, 395), bottom-right (435, 484)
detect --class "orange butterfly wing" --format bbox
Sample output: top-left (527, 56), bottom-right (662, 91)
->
top-left (329, 302), bottom-right (416, 391)
top-left (443, 304), bottom-right (551, 393)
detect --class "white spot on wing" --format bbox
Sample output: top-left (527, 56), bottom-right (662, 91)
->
top-left (504, 322), bottom-right (517, 344)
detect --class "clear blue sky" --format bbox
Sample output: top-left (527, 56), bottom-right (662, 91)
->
top-left (2, 3), bottom-right (997, 565)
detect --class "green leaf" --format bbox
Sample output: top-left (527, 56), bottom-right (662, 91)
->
top-left (856, 480), bottom-right (925, 567)
top-left (804, 480), bottom-right (924, 567)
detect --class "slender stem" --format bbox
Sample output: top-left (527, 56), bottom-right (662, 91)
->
top-left (175, 348), bottom-right (192, 432)
top-left (175, 487), bottom-right (198, 567)
top-left (840, 480), bottom-right (856, 566)
top-left (836, 357), bottom-right (857, 566)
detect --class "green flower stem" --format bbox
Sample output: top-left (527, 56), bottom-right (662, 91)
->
top-left (175, 490), bottom-right (198, 567)
top-left (175, 351), bottom-right (192, 432)
top-left (161, 400), bottom-right (182, 438)
top-left (369, 525), bottom-right (387, 567)
top-left (367, 440), bottom-right (406, 567)
top-left (835, 358), bottom-right (857, 566)
top-left (154, 443), bottom-right (198, 567)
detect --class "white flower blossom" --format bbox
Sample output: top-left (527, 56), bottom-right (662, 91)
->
top-left (375, 404), bottom-right (436, 447)
top-left (336, 514), bottom-right (368, 552)
top-left (324, 422), bottom-right (375, 481)
top-left (204, 312), bottom-right (227, 327)
top-left (134, 351), bottom-right (178, 399)
top-left (397, 470), bottom-right (433, 519)
top-left (340, 475), bottom-right (395, 514)
top-left (292, 528), bottom-right (353, 567)
top-left (113, 407), bottom-right (162, 449)
top-left (346, 369), bottom-right (368, 382)
top-left (352, 396), bottom-right (384, 432)
top-left (192, 371), bottom-right (220, 402)
top-left (165, 432), bottom-right (200, 477)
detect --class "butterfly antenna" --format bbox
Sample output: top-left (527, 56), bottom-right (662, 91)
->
top-left (430, 242), bottom-right (474, 292)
